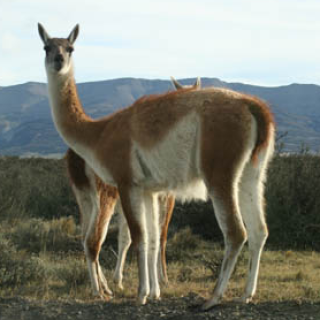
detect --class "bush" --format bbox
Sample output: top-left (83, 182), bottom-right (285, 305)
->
top-left (8, 217), bottom-right (81, 254)
top-left (0, 234), bottom-right (47, 288)
top-left (169, 201), bottom-right (221, 242)
top-left (0, 154), bottom-right (319, 251)
top-left (0, 156), bottom-right (77, 221)
top-left (54, 258), bottom-right (89, 290)
top-left (265, 154), bottom-right (320, 250)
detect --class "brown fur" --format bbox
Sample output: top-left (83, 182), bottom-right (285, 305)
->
top-left (96, 178), bottom-right (119, 210)
top-left (130, 89), bottom-right (195, 149)
top-left (64, 86), bottom-right (273, 188)
top-left (128, 89), bottom-right (273, 155)
top-left (66, 149), bottom-right (90, 190)
top-left (116, 185), bottom-right (142, 247)
top-left (65, 150), bottom-right (117, 261)
top-left (64, 86), bottom-right (273, 248)
top-left (60, 81), bottom-right (136, 240)
top-left (85, 180), bottom-right (118, 261)
top-left (63, 95), bottom-right (139, 247)
top-left (58, 79), bottom-right (104, 148)
top-left (160, 195), bottom-right (175, 282)
top-left (197, 91), bottom-right (272, 244)
top-left (200, 104), bottom-right (249, 244)
top-left (87, 88), bottom-right (273, 246)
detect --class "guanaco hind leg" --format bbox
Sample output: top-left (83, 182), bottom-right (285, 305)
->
top-left (113, 204), bottom-right (132, 290)
top-left (237, 142), bottom-right (274, 303)
top-left (158, 194), bottom-right (175, 285)
top-left (201, 132), bottom-right (274, 309)
top-left (72, 179), bottom-right (116, 298)
top-left (202, 178), bottom-right (247, 310)
top-left (200, 121), bottom-right (255, 310)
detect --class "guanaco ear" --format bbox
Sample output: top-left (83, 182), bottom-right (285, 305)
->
top-left (38, 23), bottom-right (51, 45)
top-left (170, 76), bottom-right (183, 90)
top-left (193, 77), bottom-right (201, 89)
top-left (68, 24), bottom-right (80, 45)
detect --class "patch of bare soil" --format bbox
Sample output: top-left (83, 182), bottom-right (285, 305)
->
top-left (0, 295), bottom-right (319, 320)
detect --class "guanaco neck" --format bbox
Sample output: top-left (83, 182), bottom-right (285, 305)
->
top-left (46, 66), bottom-right (98, 154)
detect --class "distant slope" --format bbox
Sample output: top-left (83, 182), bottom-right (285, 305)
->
top-left (0, 77), bottom-right (319, 156)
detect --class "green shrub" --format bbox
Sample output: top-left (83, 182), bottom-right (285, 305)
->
top-left (0, 156), bottom-right (77, 221)
top-left (0, 234), bottom-right (47, 288)
top-left (54, 258), bottom-right (89, 290)
top-left (0, 154), bottom-right (319, 251)
top-left (8, 217), bottom-right (81, 254)
top-left (266, 154), bottom-right (320, 250)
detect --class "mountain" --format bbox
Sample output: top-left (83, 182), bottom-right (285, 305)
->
top-left (0, 77), bottom-right (319, 156)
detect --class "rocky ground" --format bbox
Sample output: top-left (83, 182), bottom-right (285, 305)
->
top-left (0, 295), bottom-right (319, 320)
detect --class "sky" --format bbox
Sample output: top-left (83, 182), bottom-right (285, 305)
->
top-left (1, 0), bottom-right (320, 87)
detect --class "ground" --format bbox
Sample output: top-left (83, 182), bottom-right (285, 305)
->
top-left (1, 223), bottom-right (320, 320)
top-left (0, 296), bottom-right (319, 320)
top-left (1, 237), bottom-right (320, 320)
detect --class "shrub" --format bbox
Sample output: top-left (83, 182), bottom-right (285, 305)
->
top-left (265, 154), bottom-right (320, 250)
top-left (0, 156), bottom-right (77, 221)
top-left (54, 258), bottom-right (89, 290)
top-left (8, 217), bottom-right (81, 254)
top-left (0, 154), bottom-right (319, 251)
top-left (0, 234), bottom-right (47, 288)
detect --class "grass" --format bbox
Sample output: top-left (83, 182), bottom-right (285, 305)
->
top-left (114, 249), bottom-right (320, 304)
top-left (0, 219), bottom-right (319, 304)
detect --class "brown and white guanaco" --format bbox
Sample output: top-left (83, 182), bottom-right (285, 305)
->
top-left (38, 24), bottom-right (274, 309)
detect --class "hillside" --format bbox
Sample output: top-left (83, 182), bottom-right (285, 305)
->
top-left (0, 77), bottom-right (319, 155)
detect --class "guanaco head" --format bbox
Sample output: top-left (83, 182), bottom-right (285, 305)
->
top-left (170, 76), bottom-right (201, 91)
top-left (38, 23), bottom-right (79, 75)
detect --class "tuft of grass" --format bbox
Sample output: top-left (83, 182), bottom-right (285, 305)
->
top-left (7, 217), bottom-right (81, 254)
top-left (295, 270), bottom-right (309, 282)
top-left (166, 227), bottom-right (211, 262)
top-left (0, 234), bottom-right (47, 289)
top-left (0, 215), bottom-right (319, 304)
top-left (52, 257), bottom-right (90, 297)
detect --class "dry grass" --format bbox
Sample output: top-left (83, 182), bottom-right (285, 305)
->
top-left (256, 250), bottom-right (320, 302)
top-left (114, 249), bottom-right (320, 304)
top-left (0, 222), bottom-right (319, 304)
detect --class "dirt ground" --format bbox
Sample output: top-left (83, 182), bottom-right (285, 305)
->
top-left (0, 295), bottom-right (319, 320)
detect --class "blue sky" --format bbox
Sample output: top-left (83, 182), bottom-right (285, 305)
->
top-left (1, 0), bottom-right (320, 86)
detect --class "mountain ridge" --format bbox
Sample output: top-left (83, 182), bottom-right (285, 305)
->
top-left (0, 77), bottom-right (319, 156)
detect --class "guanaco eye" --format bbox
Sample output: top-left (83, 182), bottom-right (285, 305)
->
top-left (67, 46), bottom-right (74, 54)
top-left (44, 45), bottom-right (51, 53)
